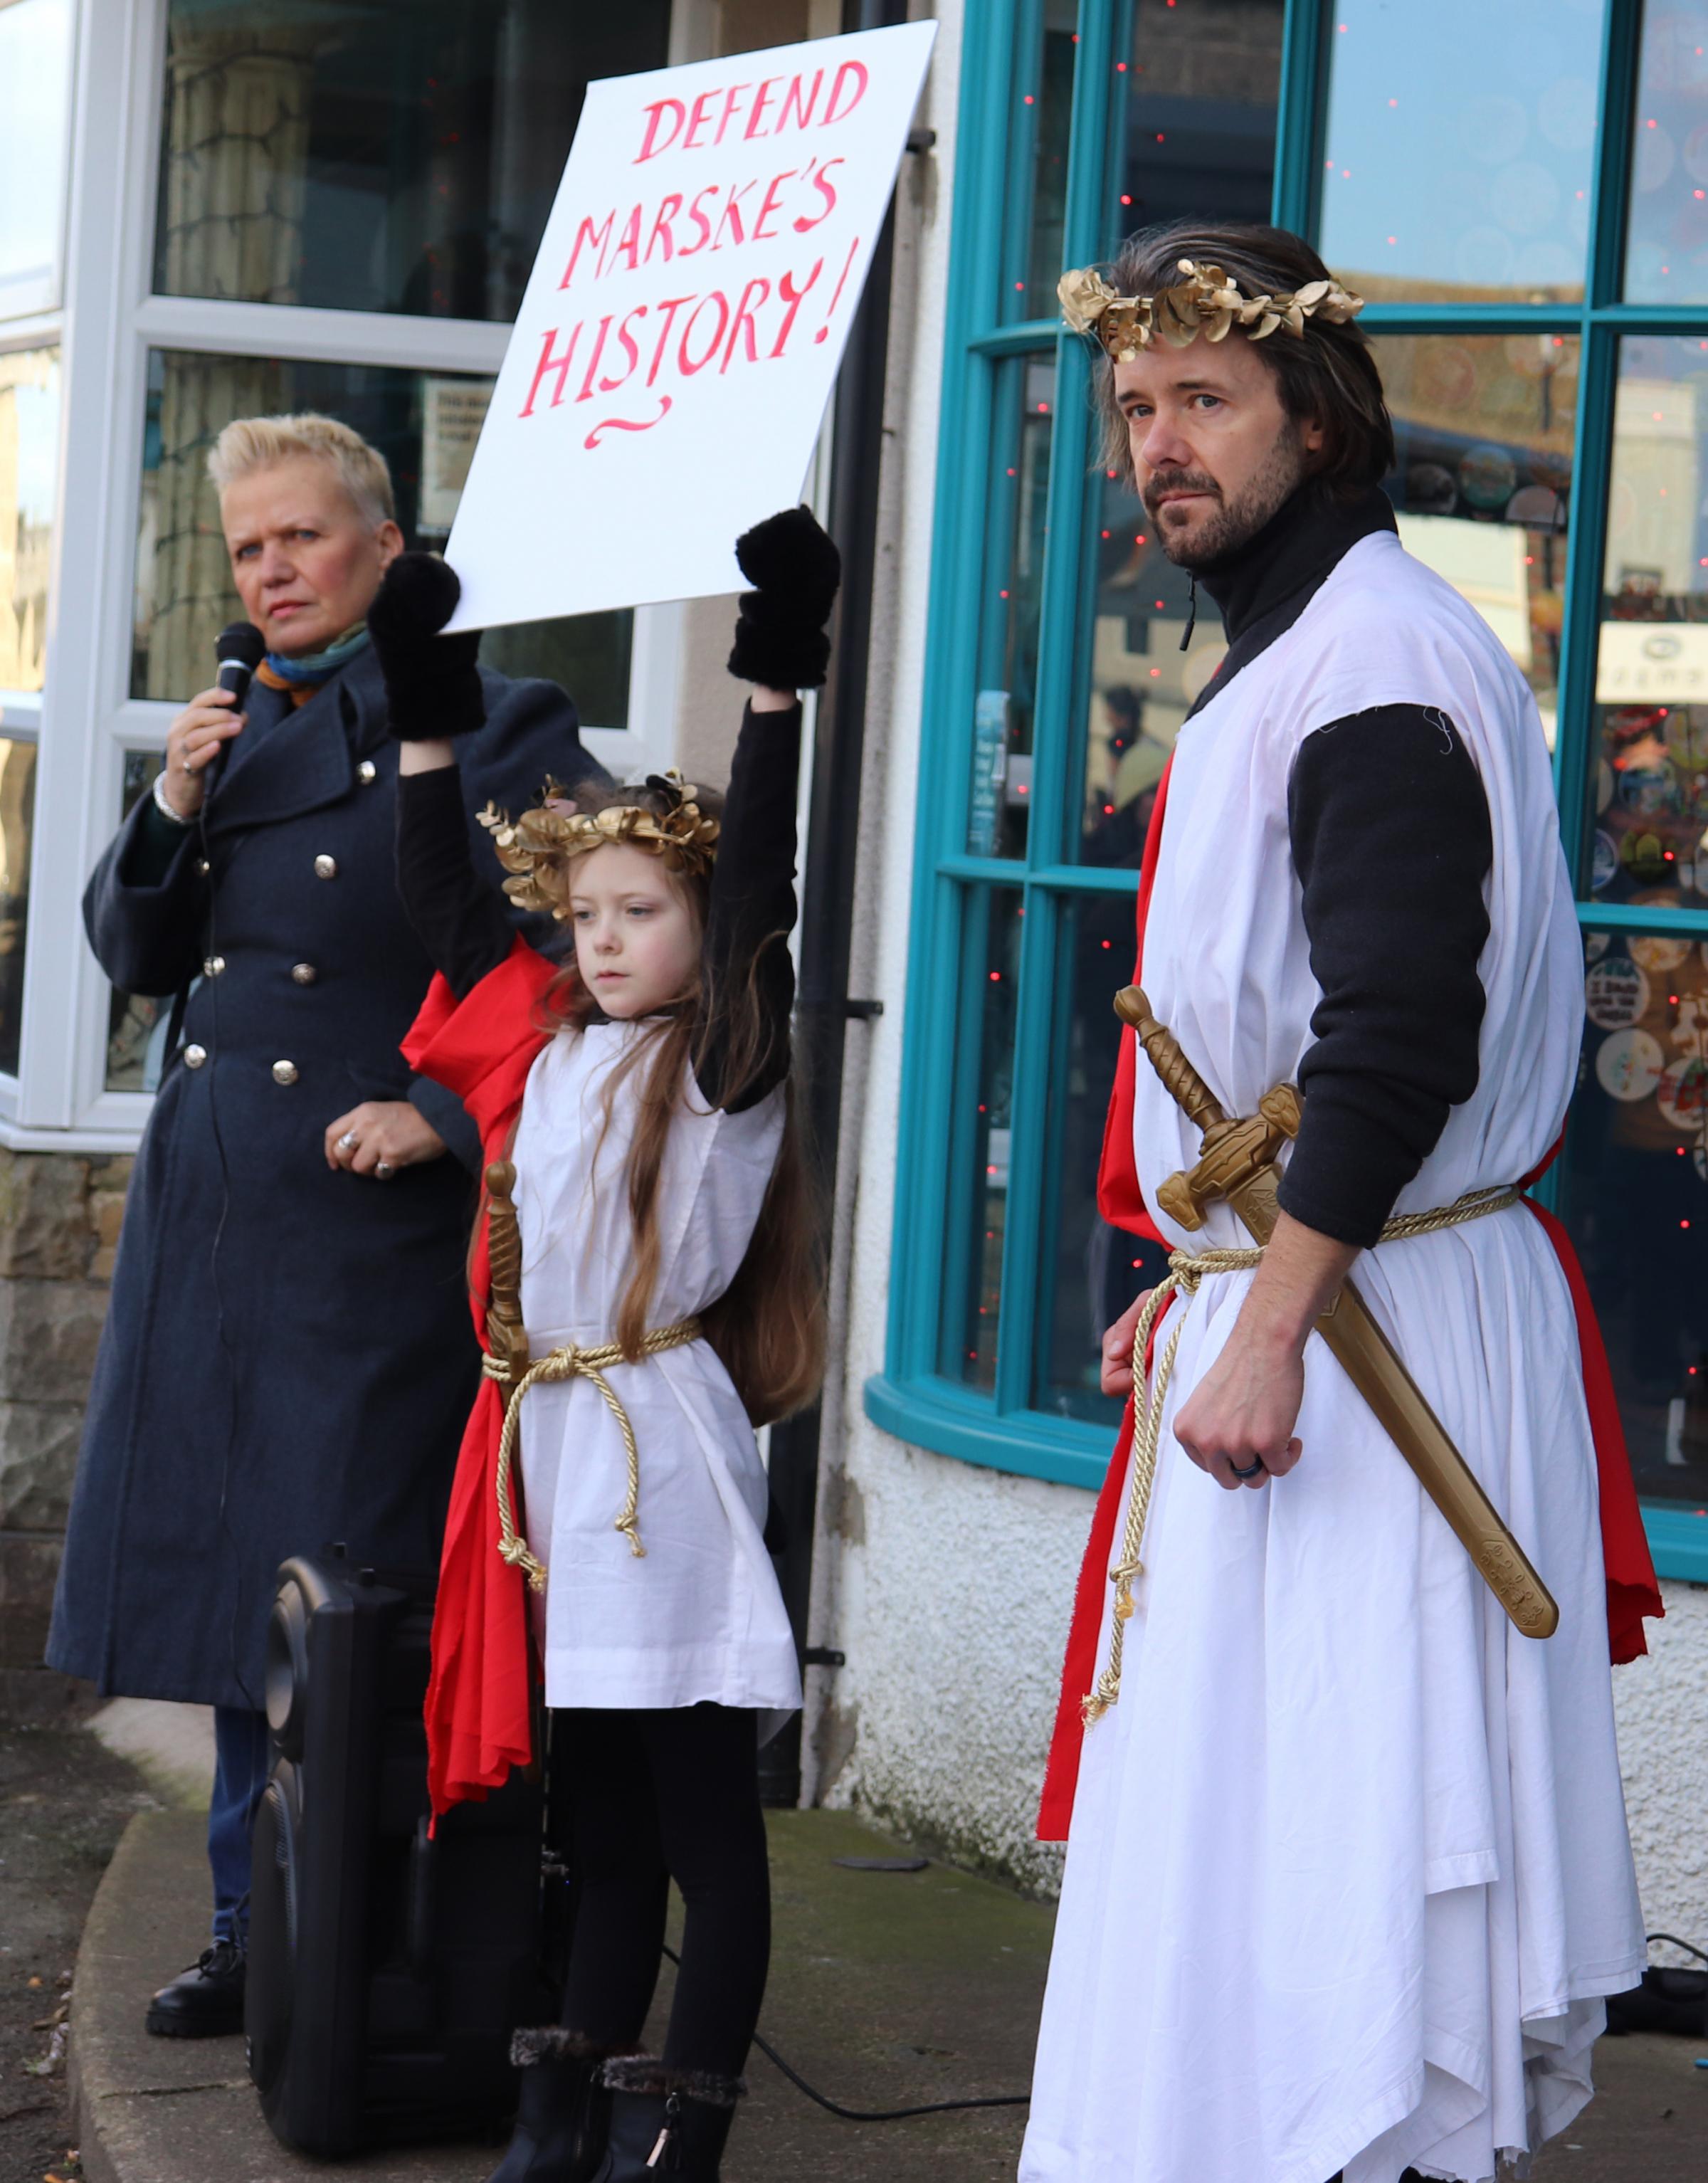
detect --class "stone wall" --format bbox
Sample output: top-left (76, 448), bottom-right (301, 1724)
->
top-left (0, 1147), bottom-right (128, 1722)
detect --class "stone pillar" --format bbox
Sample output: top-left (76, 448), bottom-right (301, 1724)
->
top-left (0, 1149), bottom-right (129, 1722)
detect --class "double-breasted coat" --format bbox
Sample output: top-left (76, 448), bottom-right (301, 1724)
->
top-left (47, 646), bottom-right (596, 1709)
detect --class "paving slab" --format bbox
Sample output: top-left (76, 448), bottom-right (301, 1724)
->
top-left (65, 1795), bottom-right (1708, 2183)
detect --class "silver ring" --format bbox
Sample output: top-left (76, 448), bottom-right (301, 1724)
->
top-left (1229, 1457), bottom-right (1265, 1480)
top-left (181, 757), bottom-right (196, 774)
top-left (337, 1131), bottom-right (358, 1150)
top-left (374, 1159), bottom-right (396, 1180)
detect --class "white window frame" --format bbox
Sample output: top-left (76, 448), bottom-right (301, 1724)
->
top-left (10, 0), bottom-right (682, 1149)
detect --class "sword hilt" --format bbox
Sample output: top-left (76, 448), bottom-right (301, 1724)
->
top-left (485, 1159), bottom-right (529, 1386)
top-left (1114, 986), bottom-right (1227, 1135)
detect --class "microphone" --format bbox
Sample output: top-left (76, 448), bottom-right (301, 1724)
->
top-left (206, 621), bottom-right (265, 804)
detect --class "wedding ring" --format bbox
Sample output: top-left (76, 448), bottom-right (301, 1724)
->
top-left (337, 1131), bottom-right (358, 1150)
top-left (375, 1159), bottom-right (396, 1180)
top-left (181, 757), bottom-right (196, 774)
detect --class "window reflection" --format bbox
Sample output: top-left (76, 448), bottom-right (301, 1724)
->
top-left (0, 0), bottom-right (73, 316)
top-left (0, 347), bottom-right (59, 698)
top-left (969, 356), bottom-right (1055, 860)
top-left (153, 0), bottom-right (671, 322)
top-left (1374, 334), bottom-right (1578, 742)
top-left (107, 754), bottom-right (169, 1095)
top-left (1010, 0), bottom-right (1077, 322)
top-left (1585, 337), bottom-right (1708, 909)
top-left (133, 350), bottom-right (632, 724)
top-left (1116, 0), bottom-right (1282, 238)
top-left (1625, 0), bottom-right (1708, 303)
top-left (1559, 928), bottom-right (1708, 1502)
top-left (942, 888), bottom-right (1023, 1392)
top-left (1319, 0), bottom-right (1604, 303)
top-left (1038, 895), bottom-right (1169, 1424)
top-left (0, 737), bottom-right (35, 1077)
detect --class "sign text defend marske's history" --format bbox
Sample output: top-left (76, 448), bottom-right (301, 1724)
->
top-left (443, 21), bottom-right (937, 633)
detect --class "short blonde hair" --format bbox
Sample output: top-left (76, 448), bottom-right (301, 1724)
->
top-left (206, 413), bottom-right (396, 530)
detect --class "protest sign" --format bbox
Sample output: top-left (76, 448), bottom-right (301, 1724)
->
top-left (443, 19), bottom-right (937, 633)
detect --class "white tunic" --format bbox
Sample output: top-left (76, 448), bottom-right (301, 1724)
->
top-left (510, 1020), bottom-right (802, 1716)
top-left (1023, 534), bottom-right (1645, 2183)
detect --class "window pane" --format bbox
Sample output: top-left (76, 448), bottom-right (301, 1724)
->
top-left (107, 754), bottom-right (170, 1095)
top-left (0, 735), bottom-right (35, 1076)
top-left (0, 347), bottom-right (60, 700)
top-left (0, 0), bottom-right (73, 317)
top-left (942, 887), bottom-right (1023, 1391)
top-left (1625, 0), bottom-right (1708, 303)
top-left (1115, 0), bottom-right (1282, 238)
top-left (1559, 927), bottom-right (1708, 1503)
top-left (1376, 332), bottom-right (1578, 742)
top-left (968, 356), bottom-right (1054, 860)
top-left (1079, 465), bottom-right (1215, 864)
top-left (154, 0), bottom-right (670, 321)
top-left (1036, 893), bottom-right (1169, 1423)
top-left (132, 350), bottom-right (631, 722)
top-left (1319, 0), bottom-right (1605, 303)
top-left (1584, 337), bottom-right (1708, 910)
top-left (1006, 0), bottom-right (1078, 322)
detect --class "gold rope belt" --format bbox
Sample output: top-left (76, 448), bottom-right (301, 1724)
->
top-left (482, 1316), bottom-right (703, 1588)
top-left (1083, 1183), bottom-right (1522, 1726)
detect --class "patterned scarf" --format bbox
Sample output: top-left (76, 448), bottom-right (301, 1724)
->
top-left (254, 623), bottom-right (371, 709)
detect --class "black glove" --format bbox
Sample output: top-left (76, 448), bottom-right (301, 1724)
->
top-left (727, 506), bottom-right (842, 691)
top-left (369, 552), bottom-right (485, 740)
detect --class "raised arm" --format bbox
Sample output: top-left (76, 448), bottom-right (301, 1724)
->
top-left (696, 507), bottom-right (840, 1112)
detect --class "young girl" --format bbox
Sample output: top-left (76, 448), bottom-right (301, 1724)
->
top-left (389, 509), bottom-right (840, 2183)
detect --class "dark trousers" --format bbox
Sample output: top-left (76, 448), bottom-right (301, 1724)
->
top-left (554, 1705), bottom-right (769, 2081)
top-left (209, 1705), bottom-right (272, 1945)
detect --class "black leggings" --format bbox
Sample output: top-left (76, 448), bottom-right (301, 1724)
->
top-left (554, 1705), bottom-right (769, 2081)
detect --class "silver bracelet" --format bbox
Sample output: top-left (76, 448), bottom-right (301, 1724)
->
top-left (152, 766), bottom-right (195, 826)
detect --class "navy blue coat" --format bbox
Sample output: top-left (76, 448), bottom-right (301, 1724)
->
top-left (48, 647), bottom-right (596, 1708)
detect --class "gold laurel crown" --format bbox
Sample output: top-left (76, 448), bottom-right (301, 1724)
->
top-left (478, 769), bottom-right (720, 920)
top-left (1058, 258), bottom-right (1365, 362)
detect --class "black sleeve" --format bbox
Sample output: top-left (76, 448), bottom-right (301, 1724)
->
top-left (81, 792), bottom-right (209, 997)
top-left (695, 700), bottom-right (804, 1113)
top-left (1275, 705), bottom-right (1493, 1247)
top-left (396, 764), bottom-right (517, 999)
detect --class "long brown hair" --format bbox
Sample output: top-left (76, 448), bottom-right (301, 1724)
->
top-left (1095, 221), bottom-right (1395, 498)
top-left (534, 775), bottom-right (826, 1426)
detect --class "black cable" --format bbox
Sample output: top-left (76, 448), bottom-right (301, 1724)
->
top-left (658, 1944), bottom-right (1029, 2123)
top-left (1645, 1932), bottom-right (1708, 1964)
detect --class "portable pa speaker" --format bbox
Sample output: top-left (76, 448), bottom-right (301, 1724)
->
top-left (246, 1547), bottom-right (558, 2155)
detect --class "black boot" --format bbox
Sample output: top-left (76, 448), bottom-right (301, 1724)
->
top-left (590, 2060), bottom-right (742, 2181)
top-left (144, 1939), bottom-right (246, 2037)
top-left (485, 2029), bottom-right (613, 2183)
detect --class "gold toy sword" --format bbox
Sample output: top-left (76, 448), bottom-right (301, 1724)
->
top-left (1116, 987), bottom-right (1559, 1641)
top-left (484, 1159), bottom-right (532, 1408)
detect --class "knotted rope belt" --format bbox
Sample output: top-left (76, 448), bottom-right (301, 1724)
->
top-left (1083, 1183), bottom-right (1522, 1725)
top-left (483, 1316), bottom-right (703, 1588)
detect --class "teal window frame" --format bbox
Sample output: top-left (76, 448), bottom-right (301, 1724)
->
top-left (867, 0), bottom-right (1708, 1584)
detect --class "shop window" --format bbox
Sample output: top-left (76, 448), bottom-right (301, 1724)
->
top-left (1583, 335), bottom-right (1708, 910)
top-left (0, 346), bottom-right (59, 701)
top-left (1558, 928), bottom-right (1708, 1500)
top-left (132, 349), bottom-right (633, 721)
top-left (1119, 0), bottom-right (1282, 235)
top-left (152, 0), bottom-right (670, 322)
top-left (1318, 0), bottom-right (1605, 304)
top-left (942, 887), bottom-right (1023, 1389)
top-left (105, 754), bottom-right (169, 1096)
top-left (969, 358), bottom-right (1055, 860)
top-left (0, 0), bottom-right (75, 320)
top-left (1624, 0), bottom-right (1708, 304)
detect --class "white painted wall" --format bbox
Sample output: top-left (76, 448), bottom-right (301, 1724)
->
top-left (1613, 1579), bottom-right (1708, 1960)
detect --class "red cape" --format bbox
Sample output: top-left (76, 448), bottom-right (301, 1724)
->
top-left (401, 935), bottom-right (557, 1819)
top-left (1036, 760), bottom-right (1663, 1843)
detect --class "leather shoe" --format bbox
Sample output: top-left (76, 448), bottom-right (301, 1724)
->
top-left (144, 1939), bottom-right (246, 2037)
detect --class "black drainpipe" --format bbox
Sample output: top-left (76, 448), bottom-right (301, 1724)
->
top-left (758, 0), bottom-right (917, 1807)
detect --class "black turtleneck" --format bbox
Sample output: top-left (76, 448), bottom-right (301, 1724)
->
top-left (1191, 485), bottom-right (1494, 1248)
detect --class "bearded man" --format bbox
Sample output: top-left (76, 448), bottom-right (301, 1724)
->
top-left (1021, 225), bottom-right (1660, 2183)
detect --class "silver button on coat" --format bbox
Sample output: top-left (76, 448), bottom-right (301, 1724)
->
top-left (313, 853), bottom-right (337, 879)
top-left (291, 962), bottom-right (317, 986)
top-left (271, 1060), bottom-right (299, 1085)
top-left (183, 1043), bottom-right (207, 1069)
top-left (203, 954), bottom-right (226, 977)
top-left (357, 760), bottom-right (377, 785)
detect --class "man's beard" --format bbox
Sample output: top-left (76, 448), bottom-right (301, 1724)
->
top-left (1142, 426), bottom-right (1310, 571)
